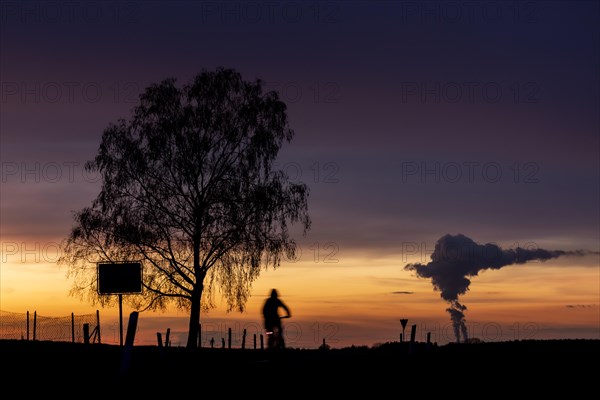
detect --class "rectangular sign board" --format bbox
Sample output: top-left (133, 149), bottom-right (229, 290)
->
top-left (97, 262), bottom-right (142, 294)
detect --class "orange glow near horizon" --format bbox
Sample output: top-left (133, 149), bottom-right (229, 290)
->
top-left (1, 249), bottom-right (598, 348)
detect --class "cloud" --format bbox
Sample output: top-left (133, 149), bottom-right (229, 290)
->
top-left (404, 233), bottom-right (592, 342)
top-left (565, 304), bottom-right (597, 309)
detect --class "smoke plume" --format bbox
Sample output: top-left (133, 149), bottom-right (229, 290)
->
top-left (404, 233), bottom-right (592, 343)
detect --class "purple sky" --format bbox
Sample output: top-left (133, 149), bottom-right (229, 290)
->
top-left (1, 1), bottom-right (599, 280)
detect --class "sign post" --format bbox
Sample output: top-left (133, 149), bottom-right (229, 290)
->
top-left (97, 262), bottom-right (142, 346)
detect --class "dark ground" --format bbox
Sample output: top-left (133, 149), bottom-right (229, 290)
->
top-left (1, 339), bottom-right (598, 396)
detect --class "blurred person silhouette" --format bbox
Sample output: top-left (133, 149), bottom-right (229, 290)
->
top-left (262, 289), bottom-right (291, 349)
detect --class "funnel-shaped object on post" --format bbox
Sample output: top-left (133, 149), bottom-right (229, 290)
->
top-left (400, 319), bottom-right (408, 342)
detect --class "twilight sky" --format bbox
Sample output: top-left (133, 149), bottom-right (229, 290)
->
top-left (1, 1), bottom-right (598, 347)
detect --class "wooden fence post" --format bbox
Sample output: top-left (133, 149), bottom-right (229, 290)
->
top-left (241, 329), bottom-right (247, 349)
top-left (26, 311), bottom-right (30, 341)
top-left (165, 328), bottom-right (171, 347)
top-left (221, 338), bottom-right (225, 349)
top-left (71, 313), bottom-right (75, 343)
top-left (157, 332), bottom-right (163, 347)
top-left (120, 311), bottom-right (139, 376)
top-left (96, 310), bottom-right (101, 344)
top-left (409, 324), bottom-right (417, 354)
top-left (83, 323), bottom-right (90, 344)
top-left (33, 311), bottom-right (37, 341)
top-left (253, 334), bottom-right (257, 350)
top-left (260, 334), bottom-right (264, 350)
top-left (124, 312), bottom-right (138, 347)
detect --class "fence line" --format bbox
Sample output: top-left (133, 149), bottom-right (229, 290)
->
top-left (0, 310), bottom-right (100, 343)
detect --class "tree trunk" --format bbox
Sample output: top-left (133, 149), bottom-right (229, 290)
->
top-left (187, 232), bottom-right (203, 349)
top-left (187, 287), bottom-right (201, 348)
